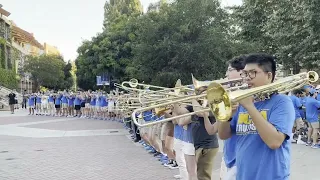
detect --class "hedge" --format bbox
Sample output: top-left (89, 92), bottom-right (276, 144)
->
top-left (0, 68), bottom-right (18, 89)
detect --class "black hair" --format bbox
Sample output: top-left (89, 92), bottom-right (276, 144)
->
top-left (228, 55), bottom-right (246, 71)
top-left (293, 89), bottom-right (303, 95)
top-left (244, 53), bottom-right (277, 82)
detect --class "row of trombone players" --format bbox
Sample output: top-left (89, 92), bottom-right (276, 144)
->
top-left (118, 53), bottom-right (318, 180)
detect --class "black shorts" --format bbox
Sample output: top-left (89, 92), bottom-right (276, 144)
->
top-left (80, 102), bottom-right (85, 108)
top-left (55, 105), bottom-right (61, 109)
top-left (75, 105), bottom-right (81, 110)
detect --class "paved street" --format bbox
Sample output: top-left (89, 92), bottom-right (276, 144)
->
top-left (0, 109), bottom-right (318, 180)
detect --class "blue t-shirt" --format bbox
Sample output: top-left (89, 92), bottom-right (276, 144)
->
top-left (74, 97), bottom-right (81, 105)
top-left (223, 135), bottom-right (237, 168)
top-left (100, 96), bottom-right (107, 107)
top-left (96, 97), bottom-right (101, 107)
top-left (68, 97), bottom-right (75, 106)
top-left (299, 97), bottom-right (307, 119)
top-left (305, 97), bottom-right (320, 123)
top-left (181, 123), bottom-right (193, 143)
top-left (28, 96), bottom-right (35, 106)
top-left (230, 94), bottom-right (294, 180)
top-left (55, 96), bottom-right (62, 105)
top-left (48, 96), bottom-right (54, 102)
top-left (289, 95), bottom-right (302, 119)
top-left (61, 96), bottom-right (68, 104)
top-left (143, 111), bottom-right (153, 121)
top-left (90, 98), bottom-right (96, 106)
top-left (36, 96), bottom-right (41, 103)
top-left (174, 124), bottom-right (183, 140)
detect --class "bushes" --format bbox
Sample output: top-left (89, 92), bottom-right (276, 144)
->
top-left (0, 68), bottom-right (18, 89)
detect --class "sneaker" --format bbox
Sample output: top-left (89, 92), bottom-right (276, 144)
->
top-left (164, 159), bottom-right (174, 167)
top-left (311, 144), bottom-right (320, 149)
top-left (297, 139), bottom-right (306, 145)
top-left (306, 142), bottom-right (312, 146)
top-left (148, 149), bottom-right (157, 154)
top-left (161, 158), bottom-right (168, 165)
top-left (169, 161), bottom-right (179, 169)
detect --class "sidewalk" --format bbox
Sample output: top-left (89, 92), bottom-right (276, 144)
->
top-left (0, 111), bottom-right (178, 180)
top-left (0, 110), bottom-right (319, 179)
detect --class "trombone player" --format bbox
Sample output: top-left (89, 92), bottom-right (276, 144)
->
top-left (193, 56), bottom-right (246, 180)
top-left (218, 53), bottom-right (295, 180)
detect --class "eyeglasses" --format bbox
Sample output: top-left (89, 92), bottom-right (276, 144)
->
top-left (240, 70), bottom-right (264, 79)
top-left (228, 68), bottom-right (236, 72)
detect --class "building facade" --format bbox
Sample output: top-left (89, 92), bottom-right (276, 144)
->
top-left (1, 4), bottom-right (60, 93)
top-left (11, 23), bottom-right (45, 93)
top-left (0, 6), bottom-right (13, 70)
top-left (44, 43), bottom-right (60, 56)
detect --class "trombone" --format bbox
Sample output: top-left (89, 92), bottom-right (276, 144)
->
top-left (132, 71), bottom-right (319, 127)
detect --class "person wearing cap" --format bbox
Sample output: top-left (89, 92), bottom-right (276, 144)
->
top-left (305, 88), bottom-right (320, 148)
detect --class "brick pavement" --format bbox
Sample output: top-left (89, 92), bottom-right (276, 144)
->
top-left (0, 110), bottom-right (319, 180)
top-left (0, 110), bottom-right (179, 180)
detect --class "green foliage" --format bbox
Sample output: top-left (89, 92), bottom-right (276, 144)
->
top-left (231, 0), bottom-right (320, 73)
top-left (23, 55), bottom-right (71, 90)
top-left (77, 0), bottom-right (320, 89)
top-left (104, 0), bottom-right (143, 29)
top-left (0, 68), bottom-right (18, 89)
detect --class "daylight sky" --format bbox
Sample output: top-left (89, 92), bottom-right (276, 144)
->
top-left (1, 0), bottom-right (242, 61)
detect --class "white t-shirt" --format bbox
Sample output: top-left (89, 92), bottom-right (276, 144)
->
top-left (41, 95), bottom-right (49, 104)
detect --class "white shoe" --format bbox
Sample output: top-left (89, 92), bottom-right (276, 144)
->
top-left (173, 175), bottom-right (181, 179)
top-left (297, 136), bottom-right (306, 145)
top-left (297, 139), bottom-right (306, 145)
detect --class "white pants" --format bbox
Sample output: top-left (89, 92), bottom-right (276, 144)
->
top-left (173, 138), bottom-right (188, 180)
top-left (220, 157), bottom-right (237, 180)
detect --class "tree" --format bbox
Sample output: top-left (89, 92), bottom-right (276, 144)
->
top-left (231, 0), bottom-right (320, 73)
top-left (76, 0), bottom-right (143, 90)
top-left (104, 0), bottom-right (143, 29)
top-left (23, 55), bottom-right (68, 90)
top-left (58, 61), bottom-right (73, 90)
top-left (128, 0), bottom-right (237, 86)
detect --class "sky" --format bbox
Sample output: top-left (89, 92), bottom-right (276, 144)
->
top-left (1, 0), bottom-right (242, 61)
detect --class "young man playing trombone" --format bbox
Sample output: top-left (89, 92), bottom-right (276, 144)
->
top-left (195, 56), bottom-right (246, 180)
top-left (218, 53), bottom-right (295, 180)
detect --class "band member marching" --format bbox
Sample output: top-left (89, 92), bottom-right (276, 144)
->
top-left (218, 53), bottom-right (295, 180)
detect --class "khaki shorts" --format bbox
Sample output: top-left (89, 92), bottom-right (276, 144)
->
top-left (48, 102), bottom-right (55, 109)
top-left (41, 103), bottom-right (48, 109)
top-left (294, 117), bottom-right (304, 129)
top-left (96, 106), bottom-right (101, 112)
top-left (61, 103), bottom-right (68, 109)
top-left (36, 103), bottom-right (41, 110)
top-left (308, 122), bottom-right (320, 129)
